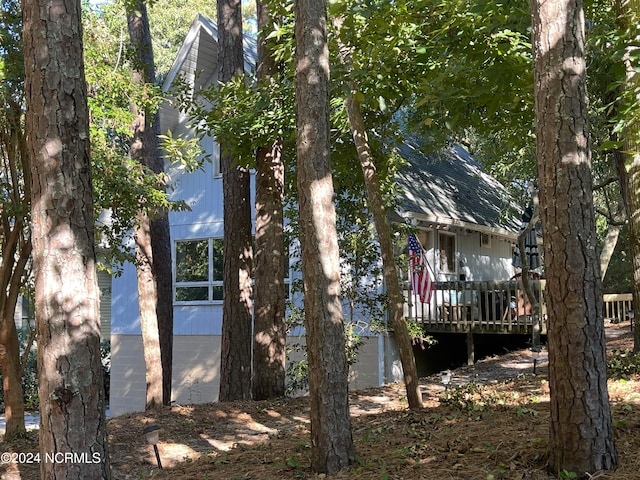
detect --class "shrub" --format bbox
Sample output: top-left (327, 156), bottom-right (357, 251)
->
top-left (0, 330), bottom-right (111, 412)
top-left (607, 349), bottom-right (640, 379)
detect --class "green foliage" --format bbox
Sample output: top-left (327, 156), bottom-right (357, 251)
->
top-left (173, 72), bottom-right (296, 171)
top-left (607, 349), bottom-right (640, 379)
top-left (159, 130), bottom-right (208, 173)
top-left (438, 381), bottom-right (514, 414)
top-left (559, 469), bottom-right (579, 479)
top-left (0, 332), bottom-right (111, 412)
top-left (83, 4), bottom-right (200, 273)
top-left (0, 0), bottom-right (23, 91)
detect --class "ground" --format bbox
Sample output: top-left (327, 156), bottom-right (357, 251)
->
top-left (1, 323), bottom-right (638, 479)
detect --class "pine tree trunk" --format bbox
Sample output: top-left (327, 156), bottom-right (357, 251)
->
top-left (134, 214), bottom-right (163, 409)
top-left (531, 0), bottom-right (617, 473)
top-left (23, 0), bottom-right (111, 476)
top-left (218, 0), bottom-right (253, 401)
top-left (627, 156), bottom-right (640, 352)
top-left (344, 94), bottom-right (423, 409)
top-left (295, 0), bottom-right (355, 472)
top-left (615, 0), bottom-right (640, 353)
top-left (127, 1), bottom-right (173, 409)
top-left (252, 0), bottom-right (287, 401)
top-left (151, 215), bottom-right (174, 404)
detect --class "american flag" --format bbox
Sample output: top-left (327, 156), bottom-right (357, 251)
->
top-left (408, 234), bottom-right (434, 303)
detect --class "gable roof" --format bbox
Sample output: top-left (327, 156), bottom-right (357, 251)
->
top-left (160, 14), bottom-right (257, 134)
top-left (160, 15), bottom-right (520, 239)
top-left (395, 141), bottom-right (521, 238)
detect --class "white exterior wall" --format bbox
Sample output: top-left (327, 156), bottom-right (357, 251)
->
top-left (110, 333), bottom-right (382, 416)
top-left (456, 232), bottom-right (515, 281)
top-left (109, 134), bottom-right (388, 414)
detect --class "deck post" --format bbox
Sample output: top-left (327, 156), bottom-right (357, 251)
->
top-left (466, 332), bottom-right (475, 365)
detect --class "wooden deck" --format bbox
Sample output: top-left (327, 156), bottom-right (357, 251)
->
top-left (406, 280), bottom-right (633, 335)
top-left (406, 279), bottom-right (546, 335)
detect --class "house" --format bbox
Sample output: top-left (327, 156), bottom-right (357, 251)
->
top-left (396, 140), bottom-right (521, 283)
top-left (109, 14), bottom-right (524, 416)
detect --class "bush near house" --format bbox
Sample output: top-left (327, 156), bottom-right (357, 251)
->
top-left (0, 331), bottom-right (111, 412)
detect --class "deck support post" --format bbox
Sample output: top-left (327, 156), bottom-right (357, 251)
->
top-left (466, 332), bottom-right (475, 365)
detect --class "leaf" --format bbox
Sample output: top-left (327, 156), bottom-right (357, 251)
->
top-left (378, 96), bottom-right (387, 112)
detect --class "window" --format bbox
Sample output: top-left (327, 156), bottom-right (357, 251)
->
top-left (438, 232), bottom-right (456, 274)
top-left (175, 239), bottom-right (223, 302)
top-left (480, 233), bottom-right (492, 248)
top-left (175, 237), bottom-right (293, 303)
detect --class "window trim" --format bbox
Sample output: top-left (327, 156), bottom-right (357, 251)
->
top-left (437, 231), bottom-right (457, 276)
top-left (174, 237), bottom-right (293, 305)
top-left (174, 237), bottom-right (224, 304)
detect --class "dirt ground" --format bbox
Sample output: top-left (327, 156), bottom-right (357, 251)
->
top-left (1, 322), bottom-right (638, 480)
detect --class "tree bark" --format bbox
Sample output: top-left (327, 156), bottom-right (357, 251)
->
top-left (127, 0), bottom-right (173, 409)
top-left (344, 94), bottom-right (423, 409)
top-left (218, 0), bottom-right (253, 401)
top-left (615, 0), bottom-right (640, 352)
top-left (23, 0), bottom-right (111, 476)
top-left (531, 0), bottom-right (617, 474)
top-left (295, 0), bottom-right (355, 472)
top-left (0, 114), bottom-right (31, 438)
top-left (251, 0), bottom-right (287, 401)
top-left (134, 214), bottom-right (163, 409)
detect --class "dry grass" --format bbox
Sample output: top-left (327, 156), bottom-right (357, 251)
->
top-left (1, 323), bottom-right (638, 480)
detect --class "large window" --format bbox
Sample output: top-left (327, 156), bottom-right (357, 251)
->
top-left (175, 239), bottom-right (223, 302)
top-left (175, 238), bottom-right (292, 303)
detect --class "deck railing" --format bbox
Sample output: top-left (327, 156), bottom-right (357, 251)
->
top-left (603, 293), bottom-right (633, 325)
top-left (406, 281), bottom-right (634, 334)
top-left (405, 279), bottom-right (546, 334)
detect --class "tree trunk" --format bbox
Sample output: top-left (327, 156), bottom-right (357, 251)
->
top-left (531, 0), bottom-right (617, 474)
top-left (344, 94), bottom-right (423, 409)
top-left (0, 80), bottom-right (32, 439)
top-left (627, 154), bottom-right (640, 352)
top-left (23, 0), bottom-right (111, 476)
top-left (127, 0), bottom-right (173, 409)
top-left (151, 215), bottom-right (174, 405)
top-left (295, 0), bottom-right (355, 472)
top-left (615, 0), bottom-right (640, 353)
top-left (0, 240), bottom-right (30, 439)
top-left (218, 0), bottom-right (253, 402)
top-left (251, 0), bottom-right (287, 401)
top-left (0, 317), bottom-right (26, 439)
top-left (134, 214), bottom-right (163, 409)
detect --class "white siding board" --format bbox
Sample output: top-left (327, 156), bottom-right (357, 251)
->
top-left (110, 335), bottom-right (146, 416)
top-left (457, 232), bottom-right (514, 281)
top-left (111, 264), bottom-right (141, 335)
top-left (98, 270), bottom-right (112, 340)
top-left (174, 305), bottom-right (223, 335)
top-left (110, 333), bottom-right (382, 417)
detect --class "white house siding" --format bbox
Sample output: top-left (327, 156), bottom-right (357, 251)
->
top-left (98, 270), bottom-right (112, 340)
top-left (456, 232), bottom-right (515, 281)
top-left (110, 334), bottom-right (222, 415)
top-left (109, 138), bottom-right (387, 415)
top-left (110, 333), bottom-right (382, 416)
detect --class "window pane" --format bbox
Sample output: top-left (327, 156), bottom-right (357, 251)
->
top-left (176, 286), bottom-right (208, 302)
top-left (438, 233), bottom-right (456, 273)
top-left (212, 238), bottom-right (224, 281)
top-left (212, 285), bottom-right (223, 301)
top-left (176, 240), bottom-right (209, 282)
